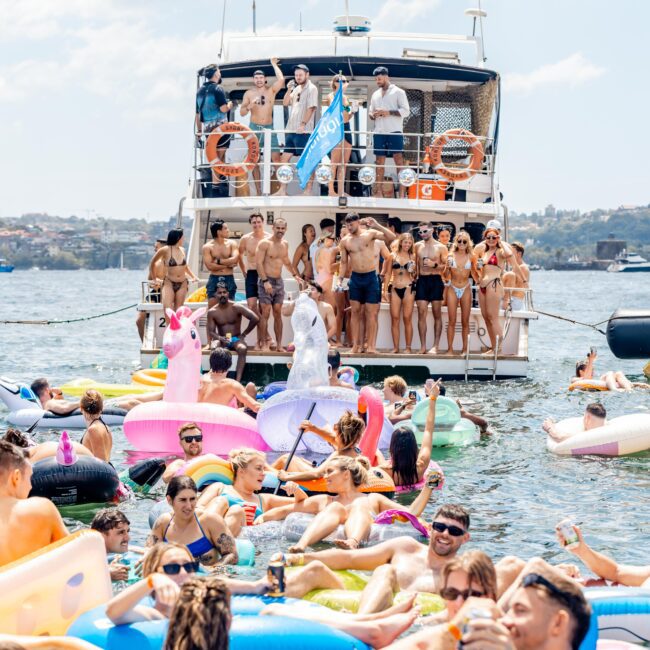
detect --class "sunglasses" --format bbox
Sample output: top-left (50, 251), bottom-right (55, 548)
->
top-left (457, 239), bottom-right (469, 244)
top-left (161, 561), bottom-right (200, 575)
top-left (485, 235), bottom-right (498, 240)
top-left (522, 573), bottom-right (575, 608)
top-left (440, 586), bottom-right (486, 601)
top-left (181, 435), bottom-right (203, 443)
top-left (431, 521), bottom-right (466, 537)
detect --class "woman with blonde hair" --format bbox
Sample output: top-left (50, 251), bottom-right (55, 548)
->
top-left (197, 448), bottom-right (307, 536)
top-left (326, 75), bottom-right (357, 197)
top-left (80, 389), bottom-right (112, 462)
top-left (386, 232), bottom-right (417, 353)
top-left (443, 231), bottom-right (479, 355)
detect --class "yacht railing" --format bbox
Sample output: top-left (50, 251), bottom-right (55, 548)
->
top-left (192, 127), bottom-right (495, 202)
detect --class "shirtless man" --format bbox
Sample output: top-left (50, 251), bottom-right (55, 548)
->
top-left (239, 57), bottom-right (284, 195)
top-left (327, 348), bottom-right (355, 388)
top-left (414, 221), bottom-right (448, 354)
top-left (282, 282), bottom-right (336, 340)
top-left (238, 213), bottom-right (270, 348)
top-left (162, 423), bottom-right (205, 484)
top-left (198, 348), bottom-right (260, 413)
top-left (202, 220), bottom-right (239, 307)
top-left (502, 241), bottom-right (529, 311)
top-left (543, 402), bottom-right (606, 442)
top-left (338, 213), bottom-right (396, 354)
top-left (0, 440), bottom-right (68, 566)
top-left (30, 378), bottom-right (160, 415)
top-left (255, 218), bottom-right (303, 351)
top-left (285, 504), bottom-right (470, 613)
top-left (206, 284), bottom-right (260, 381)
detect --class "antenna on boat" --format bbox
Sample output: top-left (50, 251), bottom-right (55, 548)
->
top-left (218, 0), bottom-right (228, 62)
top-left (344, 0), bottom-right (351, 34)
top-left (464, 2), bottom-right (487, 64)
top-left (252, 0), bottom-right (257, 35)
top-left (299, 11), bottom-right (303, 32)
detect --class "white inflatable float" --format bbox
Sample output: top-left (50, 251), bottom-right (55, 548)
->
top-left (0, 377), bottom-right (127, 429)
top-left (546, 414), bottom-right (650, 456)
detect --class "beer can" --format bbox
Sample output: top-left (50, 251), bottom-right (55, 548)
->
top-left (267, 559), bottom-right (285, 597)
top-left (557, 518), bottom-right (579, 549)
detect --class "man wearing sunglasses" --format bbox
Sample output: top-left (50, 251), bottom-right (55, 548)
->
top-left (338, 214), bottom-right (396, 354)
top-left (240, 57), bottom-right (284, 195)
top-left (162, 423), bottom-right (205, 484)
top-left (285, 504), bottom-right (470, 613)
top-left (414, 221), bottom-right (448, 354)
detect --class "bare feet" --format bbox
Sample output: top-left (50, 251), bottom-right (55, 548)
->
top-left (419, 347), bottom-right (427, 354)
top-left (368, 609), bottom-right (420, 648)
top-left (334, 537), bottom-right (360, 550)
top-left (404, 347), bottom-right (412, 354)
top-left (481, 348), bottom-right (494, 356)
top-left (390, 347), bottom-right (400, 354)
top-left (350, 346), bottom-right (361, 354)
top-left (460, 348), bottom-right (468, 356)
top-left (287, 543), bottom-right (306, 553)
top-left (365, 347), bottom-right (377, 354)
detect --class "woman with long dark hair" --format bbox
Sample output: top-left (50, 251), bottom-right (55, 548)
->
top-left (386, 233), bottom-right (416, 353)
top-left (149, 228), bottom-right (198, 322)
top-left (292, 223), bottom-right (316, 281)
top-left (379, 380), bottom-right (440, 489)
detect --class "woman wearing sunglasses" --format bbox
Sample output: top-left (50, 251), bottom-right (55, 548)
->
top-left (150, 476), bottom-right (238, 567)
top-left (477, 227), bottom-right (517, 355)
top-left (327, 75), bottom-right (357, 197)
top-left (197, 448), bottom-right (307, 537)
top-left (386, 233), bottom-right (417, 353)
top-left (443, 231), bottom-right (480, 355)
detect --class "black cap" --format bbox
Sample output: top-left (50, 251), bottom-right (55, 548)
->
top-left (294, 64), bottom-right (309, 73)
top-left (373, 66), bottom-right (389, 76)
top-left (253, 69), bottom-right (265, 76)
top-left (201, 64), bottom-right (219, 79)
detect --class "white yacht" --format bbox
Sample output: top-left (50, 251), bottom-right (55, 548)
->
top-left (138, 8), bottom-right (537, 381)
top-left (607, 251), bottom-right (650, 273)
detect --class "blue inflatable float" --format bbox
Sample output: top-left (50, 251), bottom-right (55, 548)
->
top-left (68, 595), bottom-right (370, 650)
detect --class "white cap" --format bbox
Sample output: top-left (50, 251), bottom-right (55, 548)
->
top-left (486, 219), bottom-right (502, 231)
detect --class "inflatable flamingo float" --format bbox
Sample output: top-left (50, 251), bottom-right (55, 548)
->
top-left (256, 295), bottom-right (392, 459)
top-left (124, 307), bottom-right (267, 454)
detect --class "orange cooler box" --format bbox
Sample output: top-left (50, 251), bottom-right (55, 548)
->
top-left (408, 177), bottom-right (447, 200)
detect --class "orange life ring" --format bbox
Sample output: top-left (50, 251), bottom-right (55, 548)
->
top-left (428, 128), bottom-right (484, 182)
top-left (206, 122), bottom-right (260, 178)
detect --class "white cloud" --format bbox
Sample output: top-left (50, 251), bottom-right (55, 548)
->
top-left (374, 0), bottom-right (439, 30)
top-left (504, 52), bottom-right (606, 94)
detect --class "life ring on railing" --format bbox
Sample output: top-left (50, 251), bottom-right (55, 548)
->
top-left (428, 128), bottom-right (484, 182)
top-left (206, 122), bottom-right (260, 178)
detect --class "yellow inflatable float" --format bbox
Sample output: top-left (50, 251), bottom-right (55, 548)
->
top-left (60, 378), bottom-right (155, 398)
top-left (0, 530), bottom-right (111, 635)
top-left (187, 286), bottom-right (207, 302)
top-left (131, 368), bottom-right (167, 387)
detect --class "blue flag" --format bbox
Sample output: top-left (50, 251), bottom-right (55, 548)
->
top-left (296, 83), bottom-right (344, 189)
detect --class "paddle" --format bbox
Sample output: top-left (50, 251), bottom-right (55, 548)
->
top-left (274, 401), bottom-right (317, 495)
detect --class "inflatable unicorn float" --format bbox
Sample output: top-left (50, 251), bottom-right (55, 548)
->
top-left (124, 307), bottom-right (266, 454)
top-left (256, 294), bottom-right (392, 456)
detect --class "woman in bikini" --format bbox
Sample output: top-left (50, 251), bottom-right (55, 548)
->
top-left (149, 228), bottom-right (198, 323)
top-left (197, 448), bottom-right (308, 537)
top-left (292, 223), bottom-right (316, 282)
top-left (477, 227), bottom-right (516, 355)
top-left (150, 476), bottom-right (238, 566)
top-left (79, 389), bottom-right (112, 462)
top-left (443, 231), bottom-right (480, 355)
top-left (262, 456), bottom-right (437, 552)
top-left (386, 233), bottom-right (417, 353)
top-left (327, 74), bottom-right (357, 197)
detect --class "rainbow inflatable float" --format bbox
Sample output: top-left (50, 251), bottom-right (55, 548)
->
top-left (124, 307), bottom-right (267, 454)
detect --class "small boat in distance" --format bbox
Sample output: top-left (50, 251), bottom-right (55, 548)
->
top-left (0, 259), bottom-right (14, 273)
top-left (607, 251), bottom-right (650, 273)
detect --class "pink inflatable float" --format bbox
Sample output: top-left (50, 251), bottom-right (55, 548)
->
top-left (124, 307), bottom-right (267, 454)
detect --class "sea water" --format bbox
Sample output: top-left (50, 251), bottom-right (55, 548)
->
top-left (0, 269), bottom-right (649, 577)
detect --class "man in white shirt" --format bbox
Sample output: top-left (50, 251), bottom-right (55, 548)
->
top-left (368, 66), bottom-right (410, 197)
top-left (279, 63), bottom-right (319, 195)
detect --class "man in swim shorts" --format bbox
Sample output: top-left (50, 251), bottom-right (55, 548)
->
top-left (206, 283), bottom-right (259, 381)
top-left (285, 504), bottom-right (471, 613)
top-left (30, 378), bottom-right (161, 415)
top-left (255, 218), bottom-right (303, 351)
top-left (203, 220), bottom-right (239, 305)
top-left (238, 213), bottom-right (271, 349)
top-left (198, 348), bottom-right (260, 413)
top-left (162, 423), bottom-right (206, 484)
top-left (415, 222), bottom-right (448, 354)
top-left (543, 402), bottom-right (606, 442)
top-left (338, 213), bottom-right (396, 354)
top-left (90, 508), bottom-right (134, 582)
top-left (502, 241), bottom-right (529, 311)
top-left (0, 440), bottom-right (68, 566)
top-left (239, 57), bottom-right (284, 195)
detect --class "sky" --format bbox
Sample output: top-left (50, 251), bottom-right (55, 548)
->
top-left (0, 0), bottom-right (648, 221)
